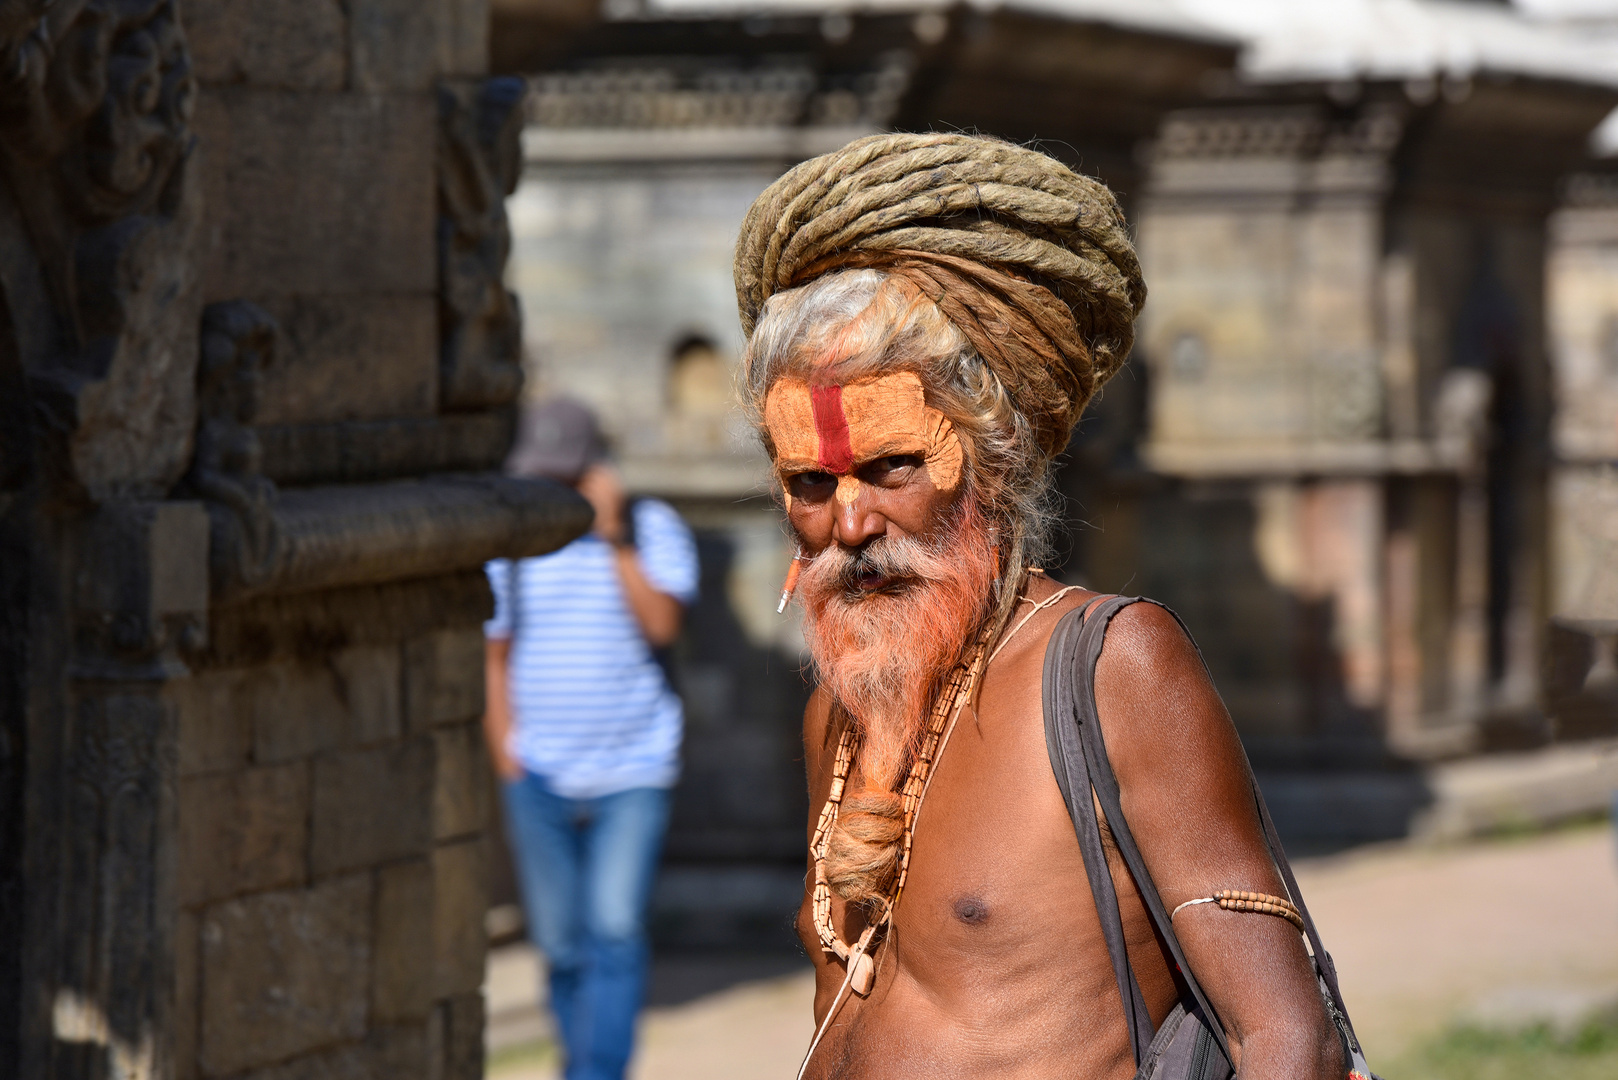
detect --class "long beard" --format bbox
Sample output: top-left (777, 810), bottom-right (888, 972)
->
top-left (798, 498), bottom-right (999, 792)
top-left (798, 498), bottom-right (999, 906)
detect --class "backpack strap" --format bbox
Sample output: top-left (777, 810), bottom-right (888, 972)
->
top-left (1041, 600), bottom-right (1154, 1063)
top-left (505, 557), bottom-right (522, 638)
top-left (1045, 596), bottom-right (1234, 1069)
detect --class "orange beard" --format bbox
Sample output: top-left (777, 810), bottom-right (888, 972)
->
top-left (798, 497), bottom-right (999, 794)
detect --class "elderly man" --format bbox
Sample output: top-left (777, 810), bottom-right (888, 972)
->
top-left (734, 135), bottom-right (1370, 1080)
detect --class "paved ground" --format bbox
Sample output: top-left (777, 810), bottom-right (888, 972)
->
top-left (1295, 822), bottom-right (1618, 1056)
top-left (488, 822), bottom-right (1618, 1079)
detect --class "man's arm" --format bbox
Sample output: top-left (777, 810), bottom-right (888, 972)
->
top-left (577, 465), bottom-right (686, 648)
top-left (482, 637), bottom-right (522, 781)
top-left (1093, 603), bottom-right (1346, 1080)
top-left (612, 547), bottom-right (683, 647)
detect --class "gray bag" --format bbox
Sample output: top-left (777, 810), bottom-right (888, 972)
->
top-left (1042, 595), bottom-right (1376, 1080)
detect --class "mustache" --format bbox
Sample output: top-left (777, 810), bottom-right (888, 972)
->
top-left (804, 519), bottom-right (960, 599)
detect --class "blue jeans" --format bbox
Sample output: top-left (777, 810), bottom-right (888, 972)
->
top-left (501, 775), bottom-right (670, 1080)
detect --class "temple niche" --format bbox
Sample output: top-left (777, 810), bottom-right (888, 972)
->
top-left (0, 2), bottom-right (586, 1077)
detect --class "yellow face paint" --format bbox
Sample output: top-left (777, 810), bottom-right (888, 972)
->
top-left (762, 370), bottom-right (964, 508)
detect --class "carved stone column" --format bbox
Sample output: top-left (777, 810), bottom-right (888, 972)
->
top-left (0, 4), bottom-right (204, 1076)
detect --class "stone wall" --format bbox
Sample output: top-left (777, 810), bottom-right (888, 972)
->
top-left (171, 577), bottom-right (499, 1080)
top-left (0, 2), bottom-right (588, 1076)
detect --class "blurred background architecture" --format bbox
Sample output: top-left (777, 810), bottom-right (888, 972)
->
top-left (490, 0), bottom-right (1618, 947)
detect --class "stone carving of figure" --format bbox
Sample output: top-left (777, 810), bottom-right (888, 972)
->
top-left (664, 333), bottom-right (736, 456)
top-left (437, 76), bottom-right (527, 410)
top-left (186, 301), bottom-right (280, 587)
top-left (0, 0), bottom-right (201, 498)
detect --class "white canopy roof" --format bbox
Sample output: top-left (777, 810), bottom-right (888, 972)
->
top-left (637, 0), bottom-right (1618, 90)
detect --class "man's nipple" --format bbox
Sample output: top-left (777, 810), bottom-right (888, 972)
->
top-left (953, 896), bottom-right (990, 925)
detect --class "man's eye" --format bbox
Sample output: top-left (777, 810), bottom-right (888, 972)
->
top-left (865, 455), bottom-right (922, 482)
top-left (787, 471), bottom-right (837, 500)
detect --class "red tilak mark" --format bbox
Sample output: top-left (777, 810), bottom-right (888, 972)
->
top-left (810, 384), bottom-right (853, 473)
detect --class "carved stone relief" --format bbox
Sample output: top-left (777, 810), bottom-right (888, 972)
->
top-left (0, 0), bottom-right (200, 501)
top-left (183, 300), bottom-right (282, 590)
top-left (437, 76), bottom-right (525, 411)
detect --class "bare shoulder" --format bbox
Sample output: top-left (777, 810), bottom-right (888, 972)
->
top-left (1091, 600), bottom-right (1258, 847)
top-left (1094, 599), bottom-right (1209, 700)
top-left (1093, 599), bottom-right (1235, 746)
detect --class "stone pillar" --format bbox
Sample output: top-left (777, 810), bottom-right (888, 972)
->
top-left (0, 3), bottom-right (587, 1078)
top-left (1134, 103), bottom-right (1409, 748)
top-left (1543, 179), bottom-right (1618, 738)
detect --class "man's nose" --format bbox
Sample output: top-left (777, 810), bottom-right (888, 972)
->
top-left (831, 487), bottom-right (886, 548)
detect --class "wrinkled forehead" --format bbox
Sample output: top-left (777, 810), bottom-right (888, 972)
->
top-left (763, 371), bottom-right (933, 471)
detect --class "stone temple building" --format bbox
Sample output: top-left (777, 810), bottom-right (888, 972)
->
top-left (492, 0), bottom-right (1618, 936)
top-left (1, 1), bottom-right (586, 1076)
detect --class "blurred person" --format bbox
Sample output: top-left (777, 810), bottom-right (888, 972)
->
top-left (735, 134), bottom-right (1368, 1080)
top-left (482, 397), bottom-right (698, 1080)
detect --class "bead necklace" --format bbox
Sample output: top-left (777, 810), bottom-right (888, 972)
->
top-left (808, 621), bottom-right (993, 996)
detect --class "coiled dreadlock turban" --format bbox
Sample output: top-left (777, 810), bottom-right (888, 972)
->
top-left (734, 132), bottom-right (1146, 461)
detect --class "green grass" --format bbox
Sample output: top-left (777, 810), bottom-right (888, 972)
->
top-left (487, 1036), bottom-right (558, 1075)
top-left (1386, 1010), bottom-right (1618, 1080)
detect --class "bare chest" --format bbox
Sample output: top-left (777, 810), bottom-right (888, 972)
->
top-left (807, 679), bottom-right (1174, 1079)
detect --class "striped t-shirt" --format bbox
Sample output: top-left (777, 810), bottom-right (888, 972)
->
top-left (485, 499), bottom-right (699, 798)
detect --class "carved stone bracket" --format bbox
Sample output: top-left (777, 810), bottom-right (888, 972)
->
top-left (184, 295), bottom-right (584, 602)
top-left (211, 473), bottom-right (591, 602)
top-left (437, 76), bottom-right (526, 412)
top-left (0, 0), bottom-right (201, 502)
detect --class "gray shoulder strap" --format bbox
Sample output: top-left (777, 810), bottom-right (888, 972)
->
top-left (1041, 600), bottom-right (1154, 1063)
top-left (1043, 596), bottom-right (1232, 1068)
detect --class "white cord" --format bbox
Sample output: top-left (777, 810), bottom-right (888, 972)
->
top-left (1170, 897), bottom-right (1217, 920)
top-left (795, 942), bottom-right (862, 1080)
top-left (985, 586), bottom-right (1083, 669)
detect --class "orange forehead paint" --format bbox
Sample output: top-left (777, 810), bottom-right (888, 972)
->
top-left (763, 371), bottom-right (964, 507)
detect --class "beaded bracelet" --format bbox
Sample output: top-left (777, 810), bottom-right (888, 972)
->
top-left (1171, 889), bottom-right (1306, 931)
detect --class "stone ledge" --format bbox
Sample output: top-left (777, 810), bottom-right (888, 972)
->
top-left (214, 474), bottom-right (590, 600)
top-left (1255, 739), bottom-right (1618, 848)
top-left (1412, 739), bottom-right (1618, 842)
top-left (258, 413), bottom-right (515, 486)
